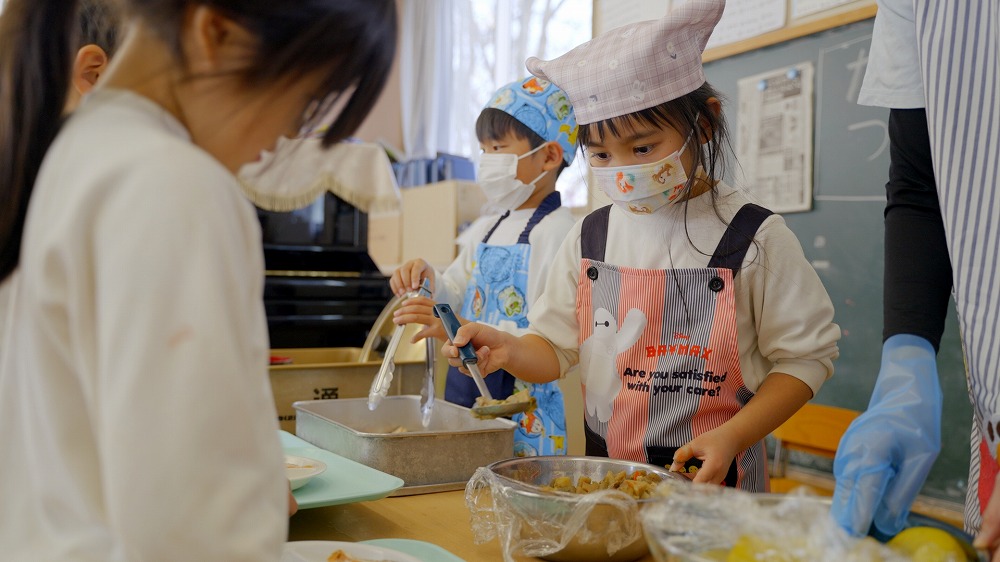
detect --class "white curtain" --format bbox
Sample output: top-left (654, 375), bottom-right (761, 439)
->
top-left (400, 0), bottom-right (592, 203)
top-left (400, 1), bottom-right (460, 159)
top-left (451, 0), bottom-right (588, 160)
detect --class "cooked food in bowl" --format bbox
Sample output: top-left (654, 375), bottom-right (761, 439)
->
top-left (466, 456), bottom-right (675, 562)
top-left (541, 469), bottom-right (664, 499)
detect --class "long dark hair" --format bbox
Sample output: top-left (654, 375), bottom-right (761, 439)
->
top-left (0, 0), bottom-right (397, 283)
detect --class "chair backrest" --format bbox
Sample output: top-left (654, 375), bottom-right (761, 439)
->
top-left (770, 403), bottom-right (860, 477)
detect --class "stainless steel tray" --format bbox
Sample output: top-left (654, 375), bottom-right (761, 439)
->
top-left (294, 396), bottom-right (516, 493)
top-left (269, 347), bottom-right (425, 434)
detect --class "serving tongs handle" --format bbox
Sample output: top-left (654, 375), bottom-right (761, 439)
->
top-left (419, 337), bottom-right (436, 427)
top-left (416, 280), bottom-right (435, 427)
top-left (433, 303), bottom-right (493, 401)
top-left (368, 322), bottom-right (405, 411)
top-left (369, 279), bottom-right (435, 412)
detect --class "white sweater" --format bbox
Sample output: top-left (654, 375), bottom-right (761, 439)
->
top-left (0, 89), bottom-right (286, 561)
top-left (528, 184), bottom-right (841, 396)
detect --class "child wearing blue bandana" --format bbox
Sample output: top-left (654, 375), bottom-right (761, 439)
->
top-left (390, 77), bottom-right (578, 456)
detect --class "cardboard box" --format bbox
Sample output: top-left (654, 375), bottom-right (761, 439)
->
top-left (367, 210), bottom-right (402, 272)
top-left (269, 344), bottom-right (427, 434)
top-left (401, 180), bottom-right (486, 269)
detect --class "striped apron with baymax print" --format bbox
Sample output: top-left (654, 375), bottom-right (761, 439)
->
top-left (575, 203), bottom-right (772, 492)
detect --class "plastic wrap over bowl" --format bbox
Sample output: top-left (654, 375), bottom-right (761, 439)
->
top-left (466, 456), bottom-right (680, 562)
top-left (640, 484), bottom-right (978, 562)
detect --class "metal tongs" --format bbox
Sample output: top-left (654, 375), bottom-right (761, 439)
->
top-left (433, 303), bottom-right (535, 418)
top-left (416, 282), bottom-right (435, 427)
top-left (368, 279), bottom-right (433, 414)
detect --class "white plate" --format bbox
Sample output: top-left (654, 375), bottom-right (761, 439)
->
top-left (285, 455), bottom-right (327, 491)
top-left (281, 540), bottom-right (422, 562)
top-left (279, 432), bottom-right (404, 509)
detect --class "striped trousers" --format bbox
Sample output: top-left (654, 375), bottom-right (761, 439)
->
top-left (915, 0), bottom-right (1000, 533)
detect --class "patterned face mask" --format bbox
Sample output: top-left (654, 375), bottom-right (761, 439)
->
top-left (590, 128), bottom-right (697, 215)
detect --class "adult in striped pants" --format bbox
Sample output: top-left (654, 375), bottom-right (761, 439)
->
top-left (917, 0), bottom-right (1000, 551)
top-left (831, 0), bottom-right (1000, 553)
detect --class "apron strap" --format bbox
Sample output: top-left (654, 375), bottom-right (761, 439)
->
top-left (584, 423), bottom-right (610, 457)
top-left (482, 191), bottom-right (563, 244)
top-left (482, 211), bottom-right (511, 244)
top-left (707, 203), bottom-right (773, 274)
top-left (580, 205), bottom-right (612, 261)
top-left (517, 191), bottom-right (562, 244)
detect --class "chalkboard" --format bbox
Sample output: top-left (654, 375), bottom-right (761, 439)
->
top-left (704, 17), bottom-right (972, 503)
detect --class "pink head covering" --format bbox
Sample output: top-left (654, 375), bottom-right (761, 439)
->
top-left (526, 0), bottom-right (725, 125)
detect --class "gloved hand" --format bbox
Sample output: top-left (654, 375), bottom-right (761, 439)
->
top-left (831, 334), bottom-right (942, 538)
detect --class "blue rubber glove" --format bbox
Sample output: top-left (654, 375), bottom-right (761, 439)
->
top-left (831, 334), bottom-right (942, 538)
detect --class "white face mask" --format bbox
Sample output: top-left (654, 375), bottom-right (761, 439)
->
top-left (590, 129), bottom-right (696, 215)
top-left (477, 143), bottom-right (549, 211)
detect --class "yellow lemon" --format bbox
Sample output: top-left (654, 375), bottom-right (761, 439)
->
top-left (887, 526), bottom-right (967, 562)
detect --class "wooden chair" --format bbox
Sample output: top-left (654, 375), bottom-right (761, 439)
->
top-left (768, 403), bottom-right (968, 526)
top-left (769, 403), bottom-right (860, 493)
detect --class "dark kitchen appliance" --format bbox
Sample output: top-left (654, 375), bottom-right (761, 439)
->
top-left (258, 192), bottom-right (392, 348)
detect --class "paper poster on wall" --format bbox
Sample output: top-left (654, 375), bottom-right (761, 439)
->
top-left (736, 62), bottom-right (815, 213)
top-left (596, 0), bottom-right (785, 44)
top-left (705, 0), bottom-right (786, 49)
top-left (791, 0), bottom-right (858, 19)
top-left (595, 0), bottom-right (671, 34)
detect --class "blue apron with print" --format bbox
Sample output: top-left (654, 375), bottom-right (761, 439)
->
top-left (444, 192), bottom-right (567, 456)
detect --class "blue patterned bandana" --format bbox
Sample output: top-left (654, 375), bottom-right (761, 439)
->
top-left (486, 76), bottom-right (579, 165)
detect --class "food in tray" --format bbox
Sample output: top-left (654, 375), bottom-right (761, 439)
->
top-left (326, 549), bottom-right (390, 562)
top-left (540, 469), bottom-right (663, 499)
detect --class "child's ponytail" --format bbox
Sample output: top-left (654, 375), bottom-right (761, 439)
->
top-left (0, 0), bottom-right (79, 282)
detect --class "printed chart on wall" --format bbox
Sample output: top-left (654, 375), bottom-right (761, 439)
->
top-left (705, 0), bottom-right (786, 50)
top-left (594, 0), bottom-right (785, 46)
top-left (736, 62), bottom-right (814, 213)
top-left (791, 0), bottom-right (859, 18)
top-left (595, 0), bottom-right (670, 33)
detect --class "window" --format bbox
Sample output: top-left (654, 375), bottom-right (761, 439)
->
top-left (455, 0), bottom-right (593, 207)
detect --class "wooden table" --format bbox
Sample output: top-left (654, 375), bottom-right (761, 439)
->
top-left (288, 489), bottom-right (657, 562)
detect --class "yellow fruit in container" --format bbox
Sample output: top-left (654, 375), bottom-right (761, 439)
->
top-left (725, 534), bottom-right (801, 562)
top-left (887, 526), bottom-right (967, 562)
